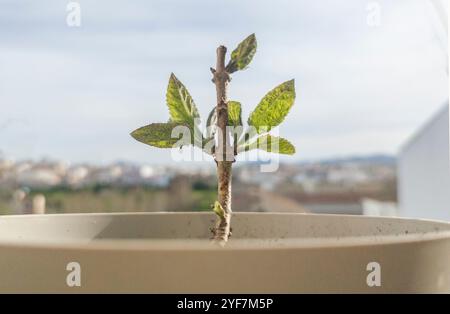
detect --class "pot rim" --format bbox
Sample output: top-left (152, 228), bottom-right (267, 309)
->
top-left (0, 212), bottom-right (449, 251)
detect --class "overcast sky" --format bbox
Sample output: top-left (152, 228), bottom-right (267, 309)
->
top-left (0, 0), bottom-right (448, 165)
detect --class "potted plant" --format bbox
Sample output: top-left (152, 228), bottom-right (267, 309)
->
top-left (130, 34), bottom-right (296, 244)
top-left (0, 35), bottom-right (449, 293)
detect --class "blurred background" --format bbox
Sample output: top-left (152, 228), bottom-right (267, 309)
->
top-left (0, 0), bottom-right (448, 220)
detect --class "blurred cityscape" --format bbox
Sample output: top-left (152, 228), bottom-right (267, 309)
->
top-left (0, 154), bottom-right (397, 216)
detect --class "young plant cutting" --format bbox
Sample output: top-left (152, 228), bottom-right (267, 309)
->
top-left (131, 34), bottom-right (296, 244)
top-left (3, 3), bottom-right (450, 294)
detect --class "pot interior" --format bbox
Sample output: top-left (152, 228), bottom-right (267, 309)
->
top-left (0, 212), bottom-right (449, 246)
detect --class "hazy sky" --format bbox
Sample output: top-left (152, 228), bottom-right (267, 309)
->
top-left (0, 0), bottom-right (448, 164)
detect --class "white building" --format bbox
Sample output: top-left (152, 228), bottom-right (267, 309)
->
top-left (398, 104), bottom-right (450, 221)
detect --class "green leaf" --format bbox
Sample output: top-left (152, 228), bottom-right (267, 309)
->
top-left (166, 73), bottom-right (200, 125)
top-left (206, 108), bottom-right (217, 127)
top-left (205, 101), bottom-right (242, 135)
top-left (228, 101), bottom-right (243, 155)
top-left (226, 33), bottom-right (257, 73)
top-left (204, 102), bottom-right (242, 154)
top-left (248, 79), bottom-right (295, 134)
top-left (206, 102), bottom-right (242, 127)
top-left (239, 135), bottom-right (296, 155)
top-left (206, 107), bottom-right (217, 139)
top-left (202, 137), bottom-right (215, 155)
top-left (212, 201), bottom-right (225, 219)
top-left (227, 101), bottom-right (242, 127)
top-left (237, 125), bottom-right (258, 147)
top-left (130, 122), bottom-right (191, 149)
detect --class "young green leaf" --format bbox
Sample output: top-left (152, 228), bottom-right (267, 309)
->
top-left (237, 125), bottom-right (258, 147)
top-left (206, 101), bottom-right (242, 129)
top-left (228, 101), bottom-right (243, 155)
top-left (206, 108), bottom-right (217, 127)
top-left (213, 201), bottom-right (225, 219)
top-left (238, 134), bottom-right (296, 155)
top-left (226, 34), bottom-right (257, 73)
top-left (130, 122), bottom-right (190, 148)
top-left (202, 137), bottom-right (215, 155)
top-left (206, 107), bottom-right (217, 139)
top-left (248, 79), bottom-right (295, 134)
top-left (166, 73), bottom-right (200, 125)
top-left (227, 101), bottom-right (242, 127)
top-left (204, 101), bottom-right (242, 154)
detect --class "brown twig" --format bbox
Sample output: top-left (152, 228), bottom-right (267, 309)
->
top-left (211, 46), bottom-right (233, 244)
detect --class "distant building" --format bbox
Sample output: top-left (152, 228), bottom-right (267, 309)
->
top-left (302, 203), bottom-right (363, 215)
top-left (17, 168), bottom-right (62, 188)
top-left (232, 183), bottom-right (308, 213)
top-left (398, 104), bottom-right (450, 221)
top-left (66, 166), bottom-right (89, 186)
top-left (362, 198), bottom-right (397, 217)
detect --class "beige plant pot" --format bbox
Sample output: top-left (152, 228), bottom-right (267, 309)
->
top-left (0, 212), bottom-right (449, 293)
